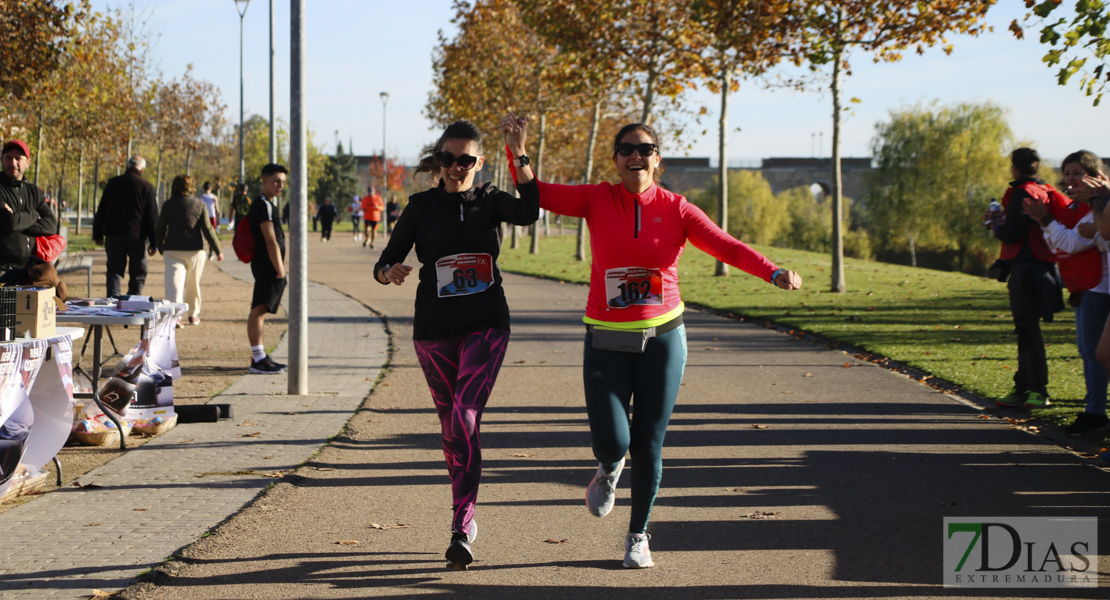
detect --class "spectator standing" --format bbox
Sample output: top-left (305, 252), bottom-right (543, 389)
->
top-left (317, 197), bottom-right (338, 242)
top-left (360, 186), bottom-right (385, 248)
top-left (247, 163), bottom-right (289, 374)
top-left (93, 155), bottom-right (157, 297)
top-left (0, 140), bottom-right (57, 278)
top-left (153, 175), bottom-right (222, 326)
top-left (991, 148), bottom-right (1067, 408)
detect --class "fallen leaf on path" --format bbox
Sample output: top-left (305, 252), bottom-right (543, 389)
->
top-left (842, 363), bottom-right (852, 368)
top-left (238, 420), bottom-right (257, 427)
top-left (177, 438), bottom-right (196, 444)
top-left (804, 373), bottom-right (814, 378)
top-left (750, 424), bottom-right (770, 430)
top-left (368, 523), bottom-right (411, 530)
top-left (90, 590), bottom-right (113, 598)
top-left (133, 508), bottom-right (147, 512)
top-left (513, 360), bottom-right (526, 364)
top-left (73, 482), bottom-right (102, 489)
top-left (544, 538), bottom-right (568, 544)
top-left (84, 523), bottom-right (101, 527)
top-left (512, 453), bottom-right (533, 457)
top-left (313, 467), bottom-right (336, 471)
top-left (336, 540), bottom-right (360, 545)
top-left (742, 511), bottom-right (781, 519)
top-left (263, 471), bottom-right (290, 478)
top-left (284, 411), bottom-right (303, 416)
top-left (704, 347), bottom-right (719, 351)
top-left (552, 350), bottom-right (565, 354)
top-left (240, 432), bottom-right (262, 437)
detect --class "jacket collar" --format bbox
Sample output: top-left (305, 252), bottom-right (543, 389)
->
top-left (618, 181), bottom-right (660, 205)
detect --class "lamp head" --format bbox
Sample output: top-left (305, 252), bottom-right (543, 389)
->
top-left (380, 91), bottom-right (389, 105)
top-left (234, 0), bottom-right (250, 17)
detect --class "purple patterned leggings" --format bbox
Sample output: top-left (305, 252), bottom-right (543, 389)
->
top-left (413, 328), bottom-right (510, 534)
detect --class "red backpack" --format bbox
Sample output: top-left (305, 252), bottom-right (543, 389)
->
top-left (232, 215), bottom-right (254, 263)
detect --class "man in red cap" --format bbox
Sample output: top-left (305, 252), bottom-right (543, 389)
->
top-left (0, 140), bottom-right (56, 278)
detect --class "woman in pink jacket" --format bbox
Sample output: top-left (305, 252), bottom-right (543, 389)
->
top-left (500, 114), bottom-right (801, 568)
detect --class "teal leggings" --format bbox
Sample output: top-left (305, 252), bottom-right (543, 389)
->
top-left (583, 325), bottom-right (687, 534)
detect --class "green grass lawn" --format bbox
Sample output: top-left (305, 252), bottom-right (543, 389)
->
top-left (499, 233), bottom-right (1108, 445)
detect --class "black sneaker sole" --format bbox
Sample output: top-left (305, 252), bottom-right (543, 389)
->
top-left (445, 541), bottom-right (473, 568)
top-left (248, 366), bottom-right (286, 374)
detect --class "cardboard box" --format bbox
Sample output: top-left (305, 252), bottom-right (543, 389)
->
top-left (14, 286), bottom-right (56, 338)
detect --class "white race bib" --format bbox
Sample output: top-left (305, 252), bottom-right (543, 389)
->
top-left (436, 253), bottom-right (495, 298)
top-left (604, 267), bottom-right (664, 309)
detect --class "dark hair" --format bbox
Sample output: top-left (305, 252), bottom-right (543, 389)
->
top-left (1011, 147), bottom-right (1040, 177)
top-left (171, 175), bottom-right (195, 197)
top-left (613, 123), bottom-right (660, 156)
top-left (1061, 150), bottom-right (1104, 178)
top-left (415, 120), bottom-right (483, 177)
top-left (261, 163), bottom-right (289, 177)
top-left (202, 181), bottom-right (212, 192)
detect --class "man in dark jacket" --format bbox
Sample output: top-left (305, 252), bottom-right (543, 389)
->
top-left (93, 155), bottom-right (158, 296)
top-left (0, 139), bottom-right (57, 278)
top-left (991, 147), bottom-right (1065, 408)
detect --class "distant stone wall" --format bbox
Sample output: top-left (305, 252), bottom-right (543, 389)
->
top-left (661, 157), bottom-right (873, 202)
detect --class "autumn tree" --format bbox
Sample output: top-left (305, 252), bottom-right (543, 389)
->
top-left (367, 156), bottom-right (407, 194)
top-left (314, 141), bottom-right (360, 213)
top-left (796, 0), bottom-right (994, 292)
top-left (0, 0), bottom-right (76, 104)
top-left (688, 0), bottom-right (801, 275)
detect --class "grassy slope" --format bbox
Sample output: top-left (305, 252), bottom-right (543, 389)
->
top-left (499, 233), bottom-right (1105, 442)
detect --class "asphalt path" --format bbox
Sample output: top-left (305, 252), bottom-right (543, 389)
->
top-left (123, 233), bottom-right (1109, 599)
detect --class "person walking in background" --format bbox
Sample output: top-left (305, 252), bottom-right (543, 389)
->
top-left (385, 194), bottom-right (400, 235)
top-left (232, 182), bottom-right (250, 228)
top-left (501, 113), bottom-right (801, 569)
top-left (990, 148), bottom-right (1068, 409)
top-left (93, 155), bottom-right (157, 296)
top-left (317, 196), bottom-right (338, 242)
top-left (350, 198), bottom-right (363, 242)
top-left (373, 119), bottom-right (539, 570)
top-left (153, 175), bottom-right (222, 327)
top-left (247, 163), bottom-right (289, 374)
top-left (1020, 150), bottom-right (1110, 435)
top-left (199, 181), bottom-right (220, 232)
top-left (361, 185), bottom-right (385, 248)
top-left (0, 140), bottom-right (56, 279)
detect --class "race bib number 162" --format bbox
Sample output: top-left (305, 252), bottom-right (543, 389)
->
top-left (605, 267), bottom-right (663, 308)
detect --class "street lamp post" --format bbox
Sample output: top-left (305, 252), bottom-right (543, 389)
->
top-left (380, 91), bottom-right (389, 196)
top-left (235, 0), bottom-right (250, 184)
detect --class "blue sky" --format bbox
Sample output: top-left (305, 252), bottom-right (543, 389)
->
top-left (95, 1), bottom-right (1103, 167)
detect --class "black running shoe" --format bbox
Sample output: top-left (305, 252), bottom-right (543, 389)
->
top-left (248, 355), bottom-right (286, 374)
top-left (445, 531), bottom-right (473, 570)
top-left (1064, 412), bottom-right (1110, 436)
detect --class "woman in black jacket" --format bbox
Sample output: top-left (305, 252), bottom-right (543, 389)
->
top-left (372, 120), bottom-right (538, 570)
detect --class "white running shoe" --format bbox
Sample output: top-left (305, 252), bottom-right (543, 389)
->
top-left (623, 532), bottom-right (654, 569)
top-left (585, 457), bottom-right (625, 517)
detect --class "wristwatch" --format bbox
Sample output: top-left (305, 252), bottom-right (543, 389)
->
top-left (515, 155), bottom-right (530, 168)
top-left (379, 264), bottom-right (393, 283)
top-left (771, 268), bottom-right (786, 286)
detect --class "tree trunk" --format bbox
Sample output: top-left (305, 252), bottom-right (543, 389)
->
top-left (641, 63), bottom-right (658, 125)
top-left (34, 115), bottom-right (44, 185)
top-left (715, 69), bottom-right (730, 277)
top-left (531, 112), bottom-right (546, 254)
top-left (829, 17), bottom-right (847, 293)
top-left (909, 235), bottom-right (917, 268)
top-left (76, 147), bottom-right (84, 234)
top-left (92, 155), bottom-right (100, 214)
top-left (156, 147), bottom-right (164, 207)
top-left (577, 100), bottom-right (602, 262)
top-left (185, 147), bottom-right (193, 176)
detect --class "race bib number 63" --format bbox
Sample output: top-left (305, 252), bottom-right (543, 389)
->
top-left (436, 253), bottom-right (494, 297)
top-left (605, 267), bottom-right (663, 308)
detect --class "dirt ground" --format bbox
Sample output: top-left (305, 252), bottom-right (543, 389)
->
top-left (0, 248), bottom-right (282, 512)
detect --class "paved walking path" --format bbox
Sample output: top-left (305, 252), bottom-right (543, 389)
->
top-left (0, 233), bottom-right (1107, 599)
top-left (0, 258), bottom-right (388, 598)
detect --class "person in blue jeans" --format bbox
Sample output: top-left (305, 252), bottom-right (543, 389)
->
top-left (1024, 150), bottom-right (1110, 434)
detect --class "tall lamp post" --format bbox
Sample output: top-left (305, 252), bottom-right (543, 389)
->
top-left (380, 91), bottom-right (389, 196)
top-left (235, 0), bottom-right (250, 183)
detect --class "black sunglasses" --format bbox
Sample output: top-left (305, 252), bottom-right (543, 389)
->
top-left (615, 143), bottom-right (657, 157)
top-left (435, 150), bottom-right (478, 170)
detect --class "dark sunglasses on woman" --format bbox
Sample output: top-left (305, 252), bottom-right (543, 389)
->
top-left (615, 143), bottom-right (657, 157)
top-left (435, 151), bottom-right (478, 170)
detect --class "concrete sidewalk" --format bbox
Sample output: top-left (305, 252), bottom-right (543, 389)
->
top-left (120, 238), bottom-right (1107, 599)
top-left (0, 259), bottom-right (389, 598)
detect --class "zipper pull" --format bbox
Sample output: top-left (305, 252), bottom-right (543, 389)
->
top-left (635, 198), bottom-right (641, 239)
top-left (459, 202), bottom-right (464, 222)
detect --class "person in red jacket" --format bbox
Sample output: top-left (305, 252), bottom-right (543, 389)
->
top-left (501, 113), bottom-right (801, 569)
top-left (990, 148), bottom-right (1066, 408)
